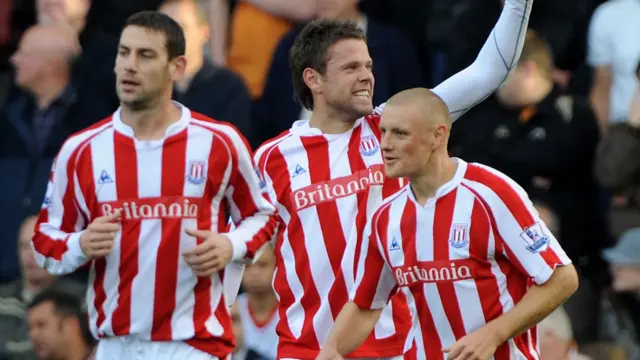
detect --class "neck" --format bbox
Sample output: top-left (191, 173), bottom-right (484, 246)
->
top-left (176, 55), bottom-right (204, 92)
top-left (67, 339), bottom-right (92, 360)
top-left (409, 153), bottom-right (457, 206)
top-left (247, 291), bottom-right (278, 314)
top-left (120, 97), bottom-right (181, 140)
top-left (33, 76), bottom-right (69, 109)
top-left (308, 103), bottom-right (358, 134)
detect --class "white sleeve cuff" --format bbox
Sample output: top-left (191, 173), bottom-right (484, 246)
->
top-left (65, 231), bottom-right (88, 267)
top-left (225, 232), bottom-right (248, 263)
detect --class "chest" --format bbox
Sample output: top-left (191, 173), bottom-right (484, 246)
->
top-left (382, 197), bottom-right (496, 289)
top-left (268, 127), bottom-right (402, 212)
top-left (82, 132), bottom-right (229, 221)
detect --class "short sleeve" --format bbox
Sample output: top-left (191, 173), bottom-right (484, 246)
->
top-left (587, 4), bottom-right (613, 66)
top-left (465, 164), bottom-right (572, 285)
top-left (351, 214), bottom-right (399, 310)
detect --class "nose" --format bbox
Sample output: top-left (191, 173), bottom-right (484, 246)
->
top-left (380, 132), bottom-right (392, 151)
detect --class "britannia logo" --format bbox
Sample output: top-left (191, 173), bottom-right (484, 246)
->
top-left (394, 261), bottom-right (474, 286)
top-left (360, 135), bottom-right (379, 156)
top-left (186, 160), bottom-right (206, 185)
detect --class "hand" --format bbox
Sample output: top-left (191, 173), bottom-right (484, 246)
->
top-left (80, 211), bottom-right (121, 259)
top-left (443, 325), bottom-right (502, 360)
top-left (183, 229), bottom-right (233, 277)
top-left (315, 348), bottom-right (343, 360)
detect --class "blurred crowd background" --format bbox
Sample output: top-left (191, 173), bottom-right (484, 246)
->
top-left (1, 0), bottom-right (640, 359)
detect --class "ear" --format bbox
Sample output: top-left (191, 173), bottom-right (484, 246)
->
top-left (302, 67), bottom-right (323, 95)
top-left (433, 123), bottom-right (449, 148)
top-left (170, 55), bottom-right (187, 82)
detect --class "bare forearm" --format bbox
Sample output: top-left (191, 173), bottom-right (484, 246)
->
top-left (207, 0), bottom-right (229, 65)
top-left (242, 0), bottom-right (314, 21)
top-left (488, 265), bottom-right (578, 343)
top-left (323, 302), bottom-right (383, 356)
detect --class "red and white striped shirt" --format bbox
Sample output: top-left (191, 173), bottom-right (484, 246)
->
top-left (32, 103), bottom-right (279, 357)
top-left (254, 106), bottom-right (413, 359)
top-left (352, 160), bottom-right (572, 360)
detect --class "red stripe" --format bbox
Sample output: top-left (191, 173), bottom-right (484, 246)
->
top-left (193, 122), bottom-right (277, 258)
top-left (346, 126), bottom-right (369, 281)
top-left (265, 146), bottom-right (318, 350)
top-left (299, 136), bottom-right (349, 320)
top-left (111, 132), bottom-right (140, 335)
top-left (73, 141), bottom-right (108, 333)
top-left (463, 184), bottom-right (535, 359)
top-left (351, 207), bottom-right (391, 308)
top-left (465, 165), bottom-right (563, 267)
top-left (151, 130), bottom-right (188, 340)
top-left (191, 133), bottom-right (224, 341)
top-left (399, 200), bottom-right (443, 359)
top-left (432, 190), bottom-right (467, 341)
top-left (93, 258), bottom-right (108, 332)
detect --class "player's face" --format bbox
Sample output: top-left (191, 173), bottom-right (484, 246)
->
top-left (115, 26), bottom-right (185, 110)
top-left (321, 39), bottom-right (374, 119)
top-left (610, 264), bottom-right (640, 292)
top-left (380, 105), bottom-right (447, 178)
top-left (242, 247), bottom-right (275, 294)
top-left (28, 302), bottom-right (67, 360)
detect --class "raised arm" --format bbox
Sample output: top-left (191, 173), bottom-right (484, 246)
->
top-left (433, 0), bottom-right (533, 121)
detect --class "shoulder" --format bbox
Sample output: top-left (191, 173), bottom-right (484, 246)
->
top-left (462, 163), bottom-right (529, 204)
top-left (189, 111), bottom-right (250, 150)
top-left (58, 116), bottom-right (113, 164)
top-left (211, 66), bottom-right (250, 93)
top-left (371, 185), bottom-right (410, 227)
top-left (254, 130), bottom-right (294, 167)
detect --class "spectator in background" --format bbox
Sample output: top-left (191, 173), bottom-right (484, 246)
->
top-left (27, 288), bottom-right (96, 360)
top-left (587, 0), bottom-right (640, 129)
top-left (602, 228), bottom-right (640, 347)
top-left (538, 307), bottom-right (593, 360)
top-left (159, 0), bottom-right (254, 145)
top-left (595, 64), bottom-right (640, 239)
top-left (449, 30), bottom-right (606, 344)
top-left (207, 0), bottom-right (315, 99)
top-left (235, 245), bottom-right (278, 360)
top-left (0, 216), bottom-right (85, 360)
top-left (230, 301), bottom-right (247, 360)
top-left (0, 25), bottom-right (99, 283)
top-left (253, 0), bottom-right (424, 145)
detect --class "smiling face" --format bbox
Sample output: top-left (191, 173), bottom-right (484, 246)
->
top-left (379, 90), bottom-right (450, 179)
top-left (306, 38), bottom-right (374, 119)
top-left (114, 19), bottom-right (186, 111)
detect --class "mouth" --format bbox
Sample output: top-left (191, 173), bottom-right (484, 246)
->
top-left (353, 90), bottom-right (371, 99)
top-left (119, 79), bottom-right (141, 91)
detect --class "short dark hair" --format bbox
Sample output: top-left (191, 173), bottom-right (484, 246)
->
top-left (122, 11), bottom-right (186, 60)
top-left (29, 287), bottom-right (95, 346)
top-left (289, 19), bottom-right (367, 110)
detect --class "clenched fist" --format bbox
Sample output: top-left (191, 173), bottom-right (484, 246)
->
top-left (80, 210), bottom-right (121, 259)
top-left (183, 229), bottom-right (234, 277)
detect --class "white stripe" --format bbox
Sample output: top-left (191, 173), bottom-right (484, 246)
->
top-left (129, 142), bottom-right (164, 337)
top-left (450, 187), bottom-right (486, 334)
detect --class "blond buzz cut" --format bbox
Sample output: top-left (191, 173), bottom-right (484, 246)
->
top-left (385, 88), bottom-right (452, 127)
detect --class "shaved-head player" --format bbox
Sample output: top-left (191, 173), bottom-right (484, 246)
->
top-left (318, 88), bottom-right (579, 360)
